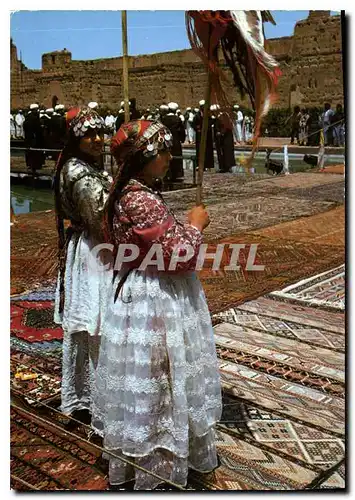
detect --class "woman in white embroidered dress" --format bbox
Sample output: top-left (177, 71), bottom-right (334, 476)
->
top-left (53, 106), bottom-right (113, 417)
top-left (91, 120), bottom-right (222, 489)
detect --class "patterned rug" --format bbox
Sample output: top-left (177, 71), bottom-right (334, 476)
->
top-left (164, 171), bottom-right (343, 214)
top-left (282, 181), bottom-right (345, 204)
top-left (270, 265), bottom-right (345, 311)
top-left (11, 350), bottom-right (61, 405)
top-left (201, 196), bottom-right (336, 242)
top-left (321, 164), bottom-right (344, 175)
top-left (11, 236), bottom-right (344, 323)
top-left (11, 172), bottom-right (344, 294)
top-left (10, 170), bottom-right (345, 490)
top-left (11, 406), bottom-right (108, 491)
top-left (258, 172), bottom-right (343, 190)
top-left (11, 210), bottom-right (64, 295)
top-left (11, 336), bottom-right (63, 358)
top-left (11, 285), bottom-right (57, 302)
top-left (206, 270), bottom-right (345, 491)
top-left (167, 174), bottom-right (344, 243)
top-left (11, 217), bottom-right (344, 316)
top-left (251, 205), bottom-right (345, 247)
top-left (200, 236), bottom-right (344, 314)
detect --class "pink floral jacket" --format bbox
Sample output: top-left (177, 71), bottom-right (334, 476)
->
top-left (113, 179), bottom-right (202, 272)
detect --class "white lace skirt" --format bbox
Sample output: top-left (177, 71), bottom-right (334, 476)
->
top-left (91, 269), bottom-right (222, 489)
top-left (54, 233), bottom-right (113, 414)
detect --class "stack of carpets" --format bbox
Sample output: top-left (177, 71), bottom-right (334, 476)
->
top-left (207, 266), bottom-right (345, 490)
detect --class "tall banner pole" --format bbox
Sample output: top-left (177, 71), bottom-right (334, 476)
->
top-left (121, 11), bottom-right (130, 123)
top-left (196, 24), bottom-right (212, 206)
top-left (196, 73), bottom-right (212, 206)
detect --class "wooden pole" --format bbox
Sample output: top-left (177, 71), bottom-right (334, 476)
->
top-left (196, 23), bottom-right (213, 206)
top-left (121, 11), bottom-right (130, 123)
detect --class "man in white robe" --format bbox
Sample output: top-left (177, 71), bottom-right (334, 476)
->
top-left (15, 109), bottom-right (25, 139)
top-left (105, 111), bottom-right (116, 136)
top-left (185, 107), bottom-right (195, 144)
top-left (234, 105), bottom-right (244, 143)
top-left (10, 114), bottom-right (16, 138)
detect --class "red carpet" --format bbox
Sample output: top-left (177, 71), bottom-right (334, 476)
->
top-left (11, 301), bottom-right (63, 342)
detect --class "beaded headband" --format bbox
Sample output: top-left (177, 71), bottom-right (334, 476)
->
top-left (69, 106), bottom-right (105, 138)
top-left (111, 120), bottom-right (173, 170)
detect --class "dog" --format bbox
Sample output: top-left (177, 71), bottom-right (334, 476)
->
top-left (303, 154), bottom-right (318, 167)
top-left (265, 149), bottom-right (283, 175)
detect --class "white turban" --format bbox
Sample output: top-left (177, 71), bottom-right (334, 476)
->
top-left (199, 100), bottom-right (205, 106)
top-left (88, 102), bottom-right (98, 109)
top-left (30, 103), bottom-right (39, 110)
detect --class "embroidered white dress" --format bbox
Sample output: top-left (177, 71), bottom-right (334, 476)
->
top-left (91, 179), bottom-right (222, 489)
top-left (54, 157), bottom-right (113, 415)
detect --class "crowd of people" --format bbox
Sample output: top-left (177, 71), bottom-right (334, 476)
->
top-left (10, 100), bottom-right (254, 144)
top-left (11, 103), bottom-right (67, 171)
top-left (11, 98), bottom-right (345, 179)
top-left (288, 102), bottom-right (345, 147)
top-left (11, 99), bottom-right (255, 177)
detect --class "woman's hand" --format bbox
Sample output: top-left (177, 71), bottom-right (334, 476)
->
top-left (188, 205), bottom-right (210, 232)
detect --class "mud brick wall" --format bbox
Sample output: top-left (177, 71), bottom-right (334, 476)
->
top-left (11, 11), bottom-right (343, 111)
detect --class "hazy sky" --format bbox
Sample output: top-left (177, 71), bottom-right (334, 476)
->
top-left (10, 10), bottom-right (340, 69)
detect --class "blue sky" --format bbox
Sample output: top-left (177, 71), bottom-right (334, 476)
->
top-left (10, 10), bottom-right (340, 69)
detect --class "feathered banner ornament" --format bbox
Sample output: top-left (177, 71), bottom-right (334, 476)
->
top-left (185, 10), bottom-right (281, 203)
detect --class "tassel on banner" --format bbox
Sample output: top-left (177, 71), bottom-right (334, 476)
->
top-left (185, 10), bottom-right (281, 166)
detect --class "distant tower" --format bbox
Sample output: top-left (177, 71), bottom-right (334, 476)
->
top-left (10, 38), bottom-right (19, 70)
top-left (42, 48), bottom-right (72, 71)
top-left (10, 38), bottom-right (24, 108)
